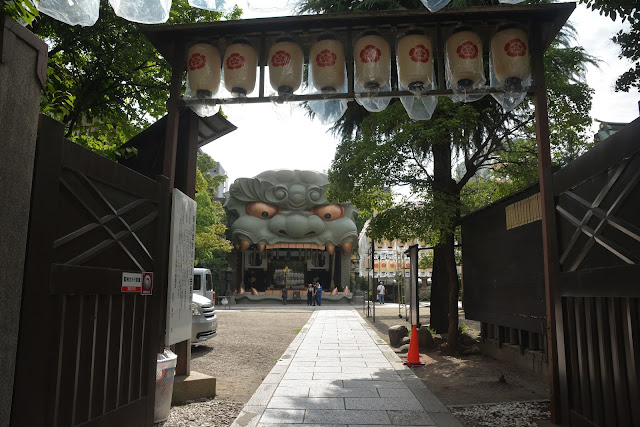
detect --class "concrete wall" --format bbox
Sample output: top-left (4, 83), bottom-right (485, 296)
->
top-left (0, 15), bottom-right (47, 422)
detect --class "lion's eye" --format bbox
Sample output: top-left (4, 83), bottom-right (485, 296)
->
top-left (247, 202), bottom-right (279, 219)
top-left (313, 204), bottom-right (344, 221)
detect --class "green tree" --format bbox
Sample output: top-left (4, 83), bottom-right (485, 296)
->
top-left (579, 0), bottom-right (639, 92)
top-left (194, 153), bottom-right (233, 272)
top-left (24, 1), bottom-right (241, 156)
top-left (302, 0), bottom-right (595, 353)
top-left (1, 0), bottom-right (39, 25)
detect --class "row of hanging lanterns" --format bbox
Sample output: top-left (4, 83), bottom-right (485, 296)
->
top-left (187, 26), bottom-right (530, 99)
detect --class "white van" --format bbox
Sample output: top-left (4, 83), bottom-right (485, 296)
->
top-left (193, 268), bottom-right (215, 303)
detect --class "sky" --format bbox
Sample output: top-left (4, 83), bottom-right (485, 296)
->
top-left (202, 2), bottom-right (640, 186)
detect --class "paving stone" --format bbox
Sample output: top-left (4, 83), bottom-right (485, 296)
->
top-left (289, 361), bottom-right (316, 367)
top-left (267, 396), bottom-right (345, 410)
top-left (234, 309), bottom-right (455, 427)
top-left (273, 386), bottom-right (310, 397)
top-left (283, 372), bottom-right (314, 380)
top-left (313, 372), bottom-right (371, 380)
top-left (262, 372), bottom-right (285, 384)
top-left (259, 409), bottom-right (305, 424)
top-left (303, 409), bottom-right (391, 425)
top-left (387, 410), bottom-right (436, 425)
top-left (259, 424), bottom-right (346, 427)
top-left (343, 380), bottom-right (409, 389)
top-left (344, 397), bottom-right (424, 411)
top-left (356, 425), bottom-right (435, 427)
top-left (288, 365), bottom-right (340, 373)
top-left (410, 388), bottom-right (450, 413)
top-left (232, 405), bottom-right (265, 427)
top-left (317, 360), bottom-right (368, 367)
top-left (371, 373), bottom-right (403, 382)
top-left (345, 367), bottom-right (397, 375)
top-left (269, 365), bottom-right (288, 374)
top-left (279, 379), bottom-right (343, 388)
top-left (377, 388), bottom-right (418, 398)
top-left (366, 361), bottom-right (394, 368)
top-left (246, 384), bottom-right (277, 406)
top-left (308, 387), bottom-right (379, 398)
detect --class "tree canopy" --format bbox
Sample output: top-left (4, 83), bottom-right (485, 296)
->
top-left (194, 153), bottom-right (233, 271)
top-left (300, 0), bottom-right (596, 349)
top-left (16, 1), bottom-right (241, 158)
top-left (578, 0), bottom-right (639, 92)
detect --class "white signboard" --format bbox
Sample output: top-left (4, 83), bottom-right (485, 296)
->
top-left (165, 189), bottom-right (197, 346)
top-left (121, 272), bottom-right (142, 292)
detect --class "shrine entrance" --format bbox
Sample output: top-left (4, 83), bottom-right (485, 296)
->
top-left (243, 248), bottom-right (335, 292)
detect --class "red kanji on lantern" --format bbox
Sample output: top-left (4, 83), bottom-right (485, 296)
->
top-left (457, 40), bottom-right (479, 59)
top-left (189, 53), bottom-right (206, 71)
top-left (360, 45), bottom-right (381, 63)
top-left (504, 38), bottom-right (527, 57)
top-left (226, 53), bottom-right (245, 70)
top-left (316, 49), bottom-right (337, 67)
top-left (409, 45), bottom-right (430, 63)
top-left (271, 50), bottom-right (291, 67)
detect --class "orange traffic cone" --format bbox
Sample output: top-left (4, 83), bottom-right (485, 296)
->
top-left (403, 325), bottom-right (425, 366)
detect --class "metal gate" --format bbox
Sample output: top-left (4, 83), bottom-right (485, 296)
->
top-left (11, 116), bottom-right (171, 426)
top-left (552, 118), bottom-right (640, 426)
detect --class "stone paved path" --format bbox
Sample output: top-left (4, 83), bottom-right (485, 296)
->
top-left (231, 308), bottom-right (463, 426)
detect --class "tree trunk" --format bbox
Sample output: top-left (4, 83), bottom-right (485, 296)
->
top-left (446, 231), bottom-right (459, 354)
top-left (430, 242), bottom-right (449, 332)
top-left (429, 140), bottom-right (456, 333)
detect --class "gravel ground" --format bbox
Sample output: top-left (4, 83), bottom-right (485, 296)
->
top-left (451, 401), bottom-right (551, 427)
top-left (164, 400), bottom-right (244, 426)
top-left (162, 304), bottom-right (552, 427)
top-left (163, 306), bottom-right (312, 426)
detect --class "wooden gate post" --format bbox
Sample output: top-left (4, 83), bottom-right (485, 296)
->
top-left (532, 30), bottom-right (565, 425)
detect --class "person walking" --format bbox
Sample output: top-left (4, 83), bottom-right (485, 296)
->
top-left (377, 281), bottom-right (385, 304)
top-left (307, 283), bottom-right (314, 305)
top-left (281, 287), bottom-right (288, 305)
top-left (316, 282), bottom-right (323, 306)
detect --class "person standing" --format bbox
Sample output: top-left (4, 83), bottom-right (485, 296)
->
top-left (312, 283), bottom-right (317, 306)
top-left (281, 287), bottom-right (288, 305)
top-left (377, 281), bottom-right (385, 305)
top-left (307, 283), bottom-right (314, 306)
top-left (316, 282), bottom-right (323, 306)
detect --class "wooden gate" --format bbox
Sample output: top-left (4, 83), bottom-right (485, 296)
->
top-left (11, 116), bottom-right (171, 427)
top-left (552, 118), bottom-right (640, 426)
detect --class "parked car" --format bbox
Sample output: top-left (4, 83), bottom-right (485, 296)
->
top-left (191, 293), bottom-right (217, 343)
top-left (193, 267), bottom-right (215, 303)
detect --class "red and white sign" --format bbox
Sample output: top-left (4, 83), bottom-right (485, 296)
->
top-left (121, 272), bottom-right (142, 292)
top-left (141, 272), bottom-right (153, 295)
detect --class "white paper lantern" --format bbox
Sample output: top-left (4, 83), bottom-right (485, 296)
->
top-left (310, 36), bottom-right (345, 93)
top-left (491, 27), bottom-right (530, 89)
top-left (187, 43), bottom-right (221, 98)
top-left (223, 41), bottom-right (257, 97)
top-left (354, 34), bottom-right (390, 91)
top-left (397, 33), bottom-right (434, 92)
top-left (446, 30), bottom-right (484, 89)
top-left (268, 39), bottom-right (303, 96)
